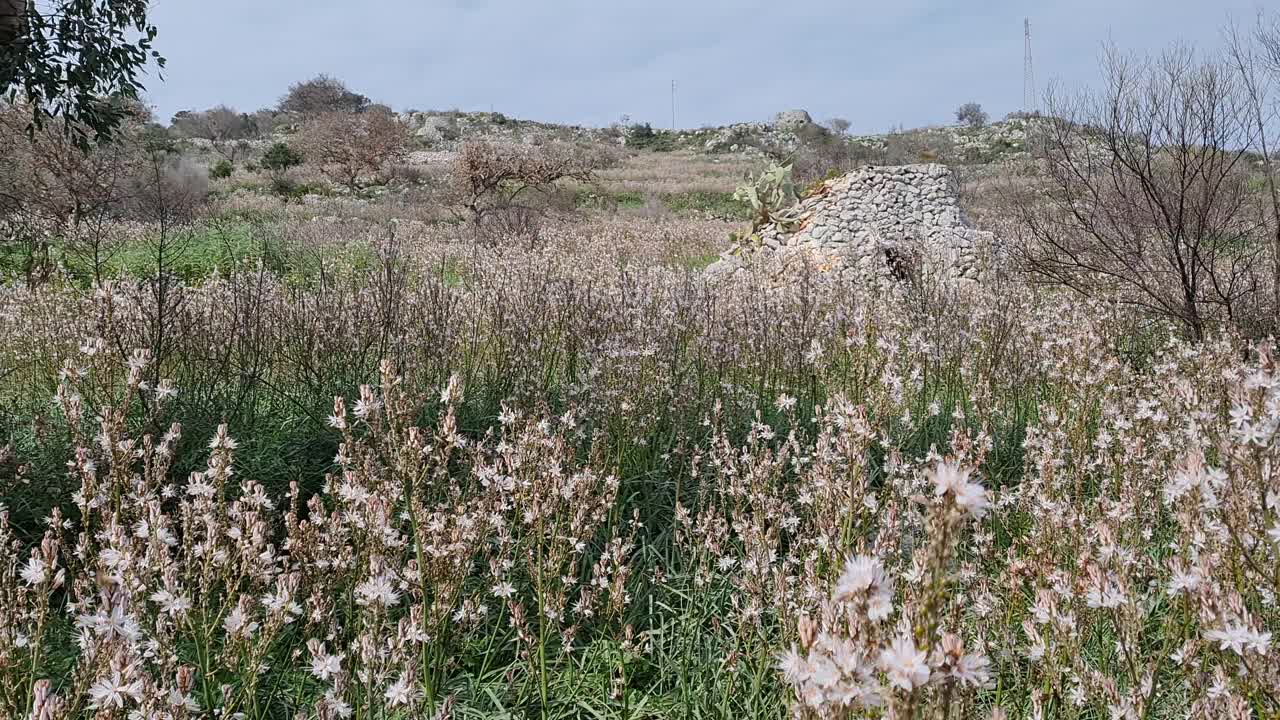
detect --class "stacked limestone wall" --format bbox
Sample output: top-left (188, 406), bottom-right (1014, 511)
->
top-left (709, 164), bottom-right (997, 287)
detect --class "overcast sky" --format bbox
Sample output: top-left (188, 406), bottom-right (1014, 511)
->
top-left (143, 0), bottom-right (1268, 133)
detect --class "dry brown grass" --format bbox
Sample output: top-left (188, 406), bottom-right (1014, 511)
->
top-left (595, 149), bottom-right (759, 195)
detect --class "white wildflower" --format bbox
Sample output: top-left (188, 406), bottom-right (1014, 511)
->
top-left (355, 573), bottom-right (401, 607)
top-left (222, 605), bottom-right (259, 638)
top-left (310, 653), bottom-right (343, 681)
top-left (20, 556), bottom-right (48, 586)
top-left (879, 635), bottom-right (930, 691)
top-left (87, 671), bottom-right (142, 709)
top-left (834, 554), bottom-right (886, 600)
top-left (1205, 624), bottom-right (1271, 656)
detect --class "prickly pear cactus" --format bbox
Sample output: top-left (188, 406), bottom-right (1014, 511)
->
top-left (734, 163), bottom-right (802, 237)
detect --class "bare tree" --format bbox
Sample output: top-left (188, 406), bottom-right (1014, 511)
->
top-left (171, 105), bottom-right (260, 163)
top-left (129, 132), bottom-right (208, 385)
top-left (1018, 44), bottom-right (1268, 340)
top-left (1225, 12), bottom-right (1280, 331)
top-left (0, 104), bottom-right (141, 283)
top-left (292, 110), bottom-right (410, 191)
top-left (449, 140), bottom-right (612, 244)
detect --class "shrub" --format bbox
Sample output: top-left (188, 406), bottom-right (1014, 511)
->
top-left (269, 175), bottom-right (327, 201)
top-left (261, 141), bottom-right (303, 177)
top-left (269, 175), bottom-right (298, 198)
top-left (209, 159), bottom-right (234, 179)
top-left (629, 122), bottom-right (656, 141)
top-left (627, 123), bottom-right (676, 151)
top-left (788, 123), bottom-right (856, 187)
top-left (383, 162), bottom-right (429, 186)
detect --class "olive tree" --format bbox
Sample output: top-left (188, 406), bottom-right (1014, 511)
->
top-left (826, 117), bottom-right (852, 136)
top-left (954, 102), bottom-right (988, 129)
top-left (1, 0), bottom-right (162, 148)
top-left (278, 75), bottom-right (369, 116)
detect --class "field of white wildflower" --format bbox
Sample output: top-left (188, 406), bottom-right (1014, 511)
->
top-left (0, 215), bottom-right (1275, 720)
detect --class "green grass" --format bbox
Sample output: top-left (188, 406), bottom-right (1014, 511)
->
top-left (575, 190), bottom-right (748, 220)
top-left (105, 221), bottom-right (268, 280)
top-left (575, 190), bottom-right (647, 210)
top-left (658, 191), bottom-right (748, 220)
top-left (0, 220), bottom-right (387, 288)
top-left (670, 251), bottom-right (722, 271)
top-left (439, 254), bottom-right (471, 287)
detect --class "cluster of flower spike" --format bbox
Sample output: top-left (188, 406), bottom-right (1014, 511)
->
top-left (777, 460), bottom-right (994, 719)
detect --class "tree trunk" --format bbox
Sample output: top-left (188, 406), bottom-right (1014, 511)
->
top-left (0, 0), bottom-right (25, 50)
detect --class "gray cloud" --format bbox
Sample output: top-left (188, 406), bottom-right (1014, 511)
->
top-left (144, 0), bottom-right (1266, 132)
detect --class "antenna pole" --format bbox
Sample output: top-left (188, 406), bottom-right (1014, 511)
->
top-left (1024, 19), bottom-right (1038, 113)
top-left (671, 80), bottom-right (677, 131)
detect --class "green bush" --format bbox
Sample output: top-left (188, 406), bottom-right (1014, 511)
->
top-left (209, 159), bottom-right (234, 179)
top-left (269, 176), bottom-right (327, 201)
top-left (262, 141), bottom-right (304, 175)
top-left (627, 123), bottom-right (677, 151)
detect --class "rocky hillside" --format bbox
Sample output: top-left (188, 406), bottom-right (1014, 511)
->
top-left (390, 108), bottom-right (1044, 167)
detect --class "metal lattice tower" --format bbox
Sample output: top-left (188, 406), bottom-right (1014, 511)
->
top-left (1023, 18), bottom-right (1037, 113)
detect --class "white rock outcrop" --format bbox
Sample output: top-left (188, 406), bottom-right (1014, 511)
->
top-left (708, 164), bottom-right (998, 287)
top-left (773, 109), bottom-right (814, 131)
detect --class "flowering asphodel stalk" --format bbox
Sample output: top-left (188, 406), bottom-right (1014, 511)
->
top-left (777, 454), bottom-right (993, 720)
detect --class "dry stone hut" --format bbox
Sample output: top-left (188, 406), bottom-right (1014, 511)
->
top-left (709, 164), bottom-right (998, 287)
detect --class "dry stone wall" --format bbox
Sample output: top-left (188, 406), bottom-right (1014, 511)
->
top-left (709, 164), bottom-right (997, 287)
